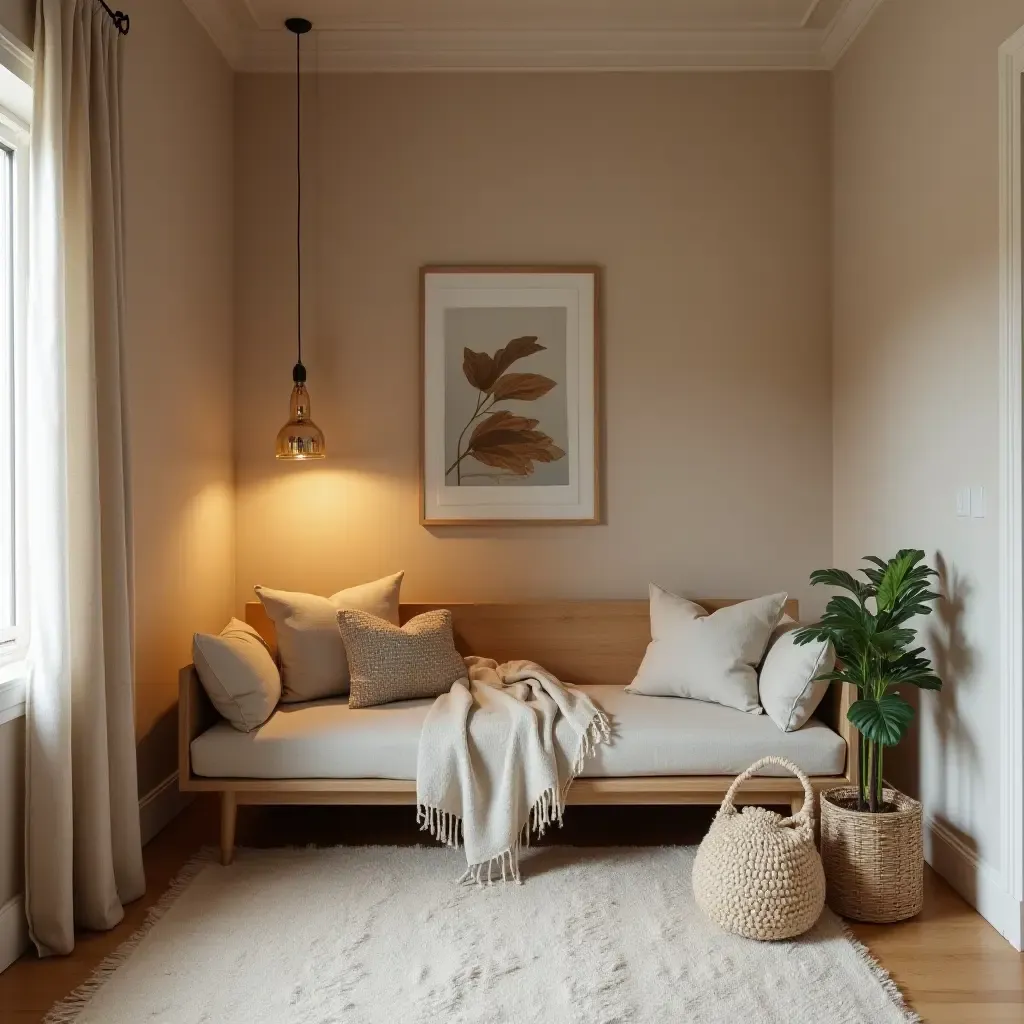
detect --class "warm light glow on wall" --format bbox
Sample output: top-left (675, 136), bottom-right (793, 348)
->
top-left (236, 467), bottom-right (408, 595)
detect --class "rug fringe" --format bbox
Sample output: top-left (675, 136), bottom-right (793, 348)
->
top-left (41, 848), bottom-right (215, 1024)
top-left (837, 919), bottom-right (923, 1023)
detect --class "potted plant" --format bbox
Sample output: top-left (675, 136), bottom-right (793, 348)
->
top-left (794, 549), bottom-right (942, 923)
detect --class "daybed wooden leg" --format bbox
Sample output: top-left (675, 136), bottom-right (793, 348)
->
top-left (220, 792), bottom-right (237, 866)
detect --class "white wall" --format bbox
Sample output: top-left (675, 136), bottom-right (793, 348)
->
top-left (833, 0), bottom-right (1024, 944)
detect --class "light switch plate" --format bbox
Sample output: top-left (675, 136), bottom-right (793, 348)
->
top-left (971, 486), bottom-right (986, 518)
top-left (956, 488), bottom-right (971, 517)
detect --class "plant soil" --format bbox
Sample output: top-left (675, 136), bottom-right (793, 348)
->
top-left (828, 795), bottom-right (899, 814)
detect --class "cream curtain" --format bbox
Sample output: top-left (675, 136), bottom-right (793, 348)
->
top-left (25, 0), bottom-right (144, 957)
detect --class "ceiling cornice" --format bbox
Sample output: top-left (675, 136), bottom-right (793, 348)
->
top-left (184, 0), bottom-right (246, 69)
top-left (818, 0), bottom-right (884, 68)
top-left (183, 0), bottom-right (885, 74)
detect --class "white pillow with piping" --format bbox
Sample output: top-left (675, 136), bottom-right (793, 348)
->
top-left (758, 615), bottom-right (835, 732)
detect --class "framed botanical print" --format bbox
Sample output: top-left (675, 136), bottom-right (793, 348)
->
top-left (420, 266), bottom-right (600, 525)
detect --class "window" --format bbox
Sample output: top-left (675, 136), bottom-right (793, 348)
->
top-left (0, 64), bottom-right (29, 673)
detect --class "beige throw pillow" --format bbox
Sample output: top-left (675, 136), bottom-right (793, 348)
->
top-left (256, 572), bottom-right (404, 702)
top-left (338, 608), bottom-right (466, 710)
top-left (626, 585), bottom-right (788, 713)
top-left (759, 616), bottom-right (835, 732)
top-left (193, 619), bottom-right (281, 732)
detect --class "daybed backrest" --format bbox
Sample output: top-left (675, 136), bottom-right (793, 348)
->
top-left (242, 597), bottom-right (852, 760)
top-left (243, 597), bottom-right (799, 687)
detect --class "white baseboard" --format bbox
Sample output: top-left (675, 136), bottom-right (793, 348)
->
top-left (139, 771), bottom-right (192, 847)
top-left (0, 894), bottom-right (28, 974)
top-left (926, 817), bottom-right (1023, 950)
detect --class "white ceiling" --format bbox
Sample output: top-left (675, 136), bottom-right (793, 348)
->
top-left (182, 0), bottom-right (883, 72)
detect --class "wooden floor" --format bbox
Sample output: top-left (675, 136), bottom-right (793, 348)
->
top-left (2, 797), bottom-right (1022, 1023)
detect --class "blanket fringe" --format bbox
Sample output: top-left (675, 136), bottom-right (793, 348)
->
top-left (416, 804), bottom-right (463, 849)
top-left (421, 707), bottom-right (612, 887)
top-left (573, 711), bottom-right (612, 776)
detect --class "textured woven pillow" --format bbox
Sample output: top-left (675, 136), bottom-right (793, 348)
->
top-left (626, 585), bottom-right (788, 713)
top-left (338, 609), bottom-right (466, 710)
top-left (193, 619), bottom-right (281, 732)
top-left (758, 616), bottom-right (835, 732)
top-left (255, 572), bottom-right (404, 702)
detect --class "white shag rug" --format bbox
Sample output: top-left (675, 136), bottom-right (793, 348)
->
top-left (47, 846), bottom-right (919, 1024)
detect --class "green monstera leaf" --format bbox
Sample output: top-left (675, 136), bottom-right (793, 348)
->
top-left (848, 694), bottom-right (915, 747)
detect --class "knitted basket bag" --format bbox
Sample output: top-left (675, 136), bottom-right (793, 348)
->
top-left (692, 756), bottom-right (826, 941)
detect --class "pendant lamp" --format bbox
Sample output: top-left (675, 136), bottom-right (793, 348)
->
top-left (276, 17), bottom-right (325, 459)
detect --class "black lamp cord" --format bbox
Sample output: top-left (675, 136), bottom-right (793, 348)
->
top-left (293, 27), bottom-right (305, 385)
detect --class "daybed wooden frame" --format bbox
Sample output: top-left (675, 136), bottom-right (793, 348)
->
top-left (179, 599), bottom-right (858, 865)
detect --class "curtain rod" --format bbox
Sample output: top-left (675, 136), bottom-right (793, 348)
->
top-left (97, 1), bottom-right (129, 35)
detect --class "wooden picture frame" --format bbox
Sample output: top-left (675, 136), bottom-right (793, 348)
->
top-left (420, 266), bottom-right (601, 525)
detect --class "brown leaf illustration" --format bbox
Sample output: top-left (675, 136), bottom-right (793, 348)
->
top-left (468, 410), bottom-right (539, 446)
top-left (467, 422), bottom-right (567, 476)
top-left (492, 336), bottom-right (545, 376)
top-left (524, 437), bottom-right (566, 463)
top-left (463, 348), bottom-right (498, 391)
top-left (470, 446), bottom-right (535, 475)
top-left (489, 372), bottom-right (558, 402)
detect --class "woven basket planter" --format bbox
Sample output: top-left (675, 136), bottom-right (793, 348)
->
top-left (819, 787), bottom-right (923, 923)
top-left (693, 756), bottom-right (825, 941)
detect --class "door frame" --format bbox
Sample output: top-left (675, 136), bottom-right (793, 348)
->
top-left (997, 25), bottom-right (1024, 950)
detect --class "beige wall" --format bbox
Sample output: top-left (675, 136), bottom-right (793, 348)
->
top-left (235, 73), bottom-right (833, 615)
top-left (0, 0), bottom-right (31, 48)
top-left (0, 718), bottom-right (23, 912)
top-left (833, 0), bottom-right (1024, 887)
top-left (123, 1), bottom-right (236, 796)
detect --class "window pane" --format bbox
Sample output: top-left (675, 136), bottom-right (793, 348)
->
top-left (0, 144), bottom-right (13, 635)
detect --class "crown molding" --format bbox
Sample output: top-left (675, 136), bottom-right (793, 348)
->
top-left (183, 0), bottom-right (245, 69)
top-left (818, 0), bottom-right (885, 68)
top-left (240, 30), bottom-right (825, 74)
top-left (183, 0), bottom-right (882, 73)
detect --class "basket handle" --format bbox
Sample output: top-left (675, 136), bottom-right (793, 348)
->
top-left (718, 756), bottom-right (816, 832)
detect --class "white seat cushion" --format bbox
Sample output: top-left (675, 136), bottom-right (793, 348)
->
top-left (576, 687), bottom-right (844, 777)
top-left (191, 684), bottom-right (846, 781)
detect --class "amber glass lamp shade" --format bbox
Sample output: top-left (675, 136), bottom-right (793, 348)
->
top-left (275, 377), bottom-right (325, 460)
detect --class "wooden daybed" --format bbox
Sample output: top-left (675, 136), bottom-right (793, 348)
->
top-left (179, 599), bottom-right (858, 865)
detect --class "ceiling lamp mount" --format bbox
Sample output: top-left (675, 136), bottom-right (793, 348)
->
top-left (275, 16), bottom-right (325, 461)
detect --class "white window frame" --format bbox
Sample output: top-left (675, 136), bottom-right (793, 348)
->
top-left (0, 75), bottom-right (30, 725)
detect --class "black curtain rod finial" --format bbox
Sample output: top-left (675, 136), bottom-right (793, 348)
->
top-left (98, 1), bottom-right (130, 35)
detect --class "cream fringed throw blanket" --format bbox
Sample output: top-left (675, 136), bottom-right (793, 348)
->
top-left (416, 657), bottom-right (610, 884)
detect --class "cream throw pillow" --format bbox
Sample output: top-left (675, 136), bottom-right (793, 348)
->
top-left (759, 616), bottom-right (835, 732)
top-left (256, 571), bottom-right (404, 702)
top-left (626, 585), bottom-right (788, 713)
top-left (193, 619), bottom-right (281, 732)
top-left (338, 608), bottom-right (466, 710)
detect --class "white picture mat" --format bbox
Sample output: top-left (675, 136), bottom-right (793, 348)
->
top-left (423, 272), bottom-right (596, 522)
